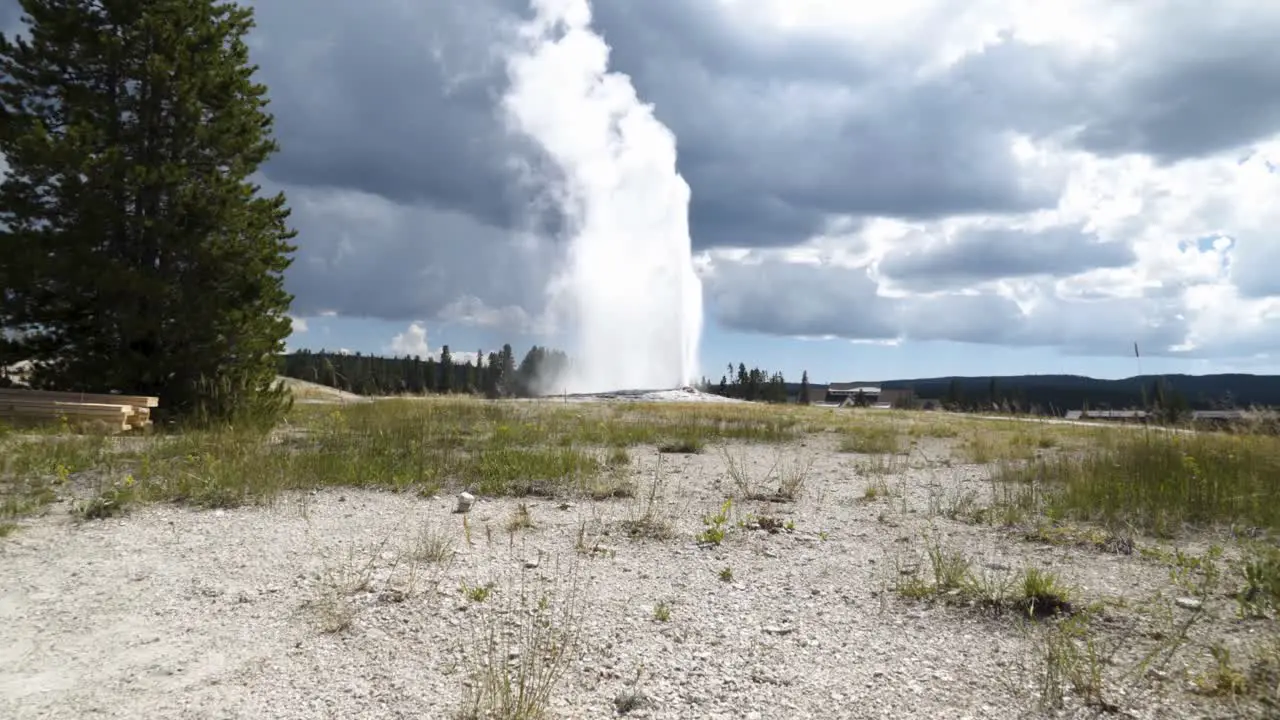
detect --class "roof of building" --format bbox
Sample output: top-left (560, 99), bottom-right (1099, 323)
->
top-left (1080, 409), bottom-right (1149, 419)
top-left (827, 383), bottom-right (881, 394)
top-left (1192, 410), bottom-right (1247, 420)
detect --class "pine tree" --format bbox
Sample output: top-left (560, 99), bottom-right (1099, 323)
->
top-left (439, 346), bottom-right (453, 393)
top-left (799, 370), bottom-right (811, 405)
top-left (0, 0), bottom-right (296, 425)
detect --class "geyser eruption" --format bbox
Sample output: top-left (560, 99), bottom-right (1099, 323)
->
top-left (502, 0), bottom-right (703, 393)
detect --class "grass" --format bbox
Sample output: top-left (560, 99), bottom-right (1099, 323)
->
top-left (837, 422), bottom-right (902, 454)
top-left (615, 459), bottom-right (677, 541)
top-left (891, 534), bottom-right (1075, 618)
top-left (722, 449), bottom-right (813, 502)
top-left (652, 601), bottom-right (671, 622)
top-left (456, 565), bottom-right (581, 720)
top-left (6, 393), bottom-right (1280, 716)
top-left (0, 398), bottom-right (824, 525)
top-left (995, 427), bottom-right (1280, 535)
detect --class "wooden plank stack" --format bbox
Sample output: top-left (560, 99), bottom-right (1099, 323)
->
top-left (0, 388), bottom-right (158, 433)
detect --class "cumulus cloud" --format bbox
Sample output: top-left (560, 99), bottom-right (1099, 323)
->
top-left (387, 322), bottom-right (485, 365)
top-left (7, 0), bottom-right (1280, 360)
top-left (877, 223), bottom-right (1134, 291)
top-left (388, 323), bottom-right (431, 358)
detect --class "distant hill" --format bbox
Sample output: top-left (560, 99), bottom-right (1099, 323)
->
top-left (787, 374), bottom-right (1280, 412)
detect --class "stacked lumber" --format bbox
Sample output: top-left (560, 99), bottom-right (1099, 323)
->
top-left (0, 388), bottom-right (158, 432)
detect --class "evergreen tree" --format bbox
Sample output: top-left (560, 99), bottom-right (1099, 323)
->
top-left (484, 351), bottom-right (500, 398)
top-left (463, 358), bottom-right (477, 393)
top-left (799, 370), bottom-right (811, 405)
top-left (424, 357), bottom-right (438, 392)
top-left (499, 343), bottom-right (516, 395)
top-left (0, 0), bottom-right (295, 425)
top-left (438, 345), bottom-right (453, 393)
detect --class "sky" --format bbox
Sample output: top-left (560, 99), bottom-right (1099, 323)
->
top-left (5, 0), bottom-right (1280, 384)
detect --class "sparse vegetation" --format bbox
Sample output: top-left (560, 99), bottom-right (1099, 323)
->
top-left (456, 569), bottom-right (581, 720)
top-left (891, 534), bottom-right (1074, 618)
top-left (838, 421), bottom-right (903, 454)
top-left (996, 428), bottom-right (1280, 535)
top-left (652, 601), bottom-right (671, 622)
top-left (697, 499), bottom-right (733, 546)
top-left (5, 392), bottom-right (1279, 717)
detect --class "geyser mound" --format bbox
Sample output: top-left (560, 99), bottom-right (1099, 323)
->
top-left (502, 0), bottom-right (703, 394)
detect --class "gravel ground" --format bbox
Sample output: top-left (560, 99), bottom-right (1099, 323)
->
top-left (0, 435), bottom-right (1267, 719)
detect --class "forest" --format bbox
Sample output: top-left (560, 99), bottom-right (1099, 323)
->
top-left (279, 346), bottom-right (1280, 415)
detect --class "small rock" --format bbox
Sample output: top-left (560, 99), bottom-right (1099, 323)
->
top-left (1174, 597), bottom-right (1202, 610)
top-left (762, 625), bottom-right (794, 636)
top-left (454, 492), bottom-right (476, 514)
top-left (523, 557), bottom-right (540, 569)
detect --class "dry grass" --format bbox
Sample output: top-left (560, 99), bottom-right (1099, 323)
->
top-left (5, 394), bottom-right (1280, 716)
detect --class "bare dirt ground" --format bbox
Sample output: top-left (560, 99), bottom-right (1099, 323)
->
top-left (0, 418), bottom-right (1275, 719)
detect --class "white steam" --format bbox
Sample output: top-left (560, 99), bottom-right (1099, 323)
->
top-left (502, 0), bottom-right (704, 392)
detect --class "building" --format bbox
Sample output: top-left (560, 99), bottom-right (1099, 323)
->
top-left (1064, 409), bottom-right (1149, 422)
top-left (823, 383), bottom-right (915, 408)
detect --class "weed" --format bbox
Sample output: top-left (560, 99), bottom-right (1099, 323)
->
top-left (462, 581), bottom-right (492, 603)
top-left (616, 464), bottom-right (675, 541)
top-left (605, 446), bottom-right (631, 467)
top-left (723, 450), bottom-right (812, 502)
top-left (412, 525), bottom-right (456, 565)
top-left (888, 537), bottom-right (1073, 619)
top-left (1029, 613), bottom-right (1111, 711)
top-left (697, 499), bottom-right (733, 546)
top-left (652, 601), bottom-right (671, 622)
top-left (310, 540), bottom-right (395, 634)
top-left (718, 566), bottom-right (734, 583)
top-left (924, 536), bottom-right (972, 593)
top-left (861, 476), bottom-right (894, 502)
top-left (1020, 568), bottom-right (1074, 618)
top-left (927, 487), bottom-right (979, 520)
top-left (506, 503), bottom-right (535, 534)
top-left (1195, 644), bottom-right (1248, 698)
top-left (1237, 543), bottom-right (1280, 618)
top-left (456, 567), bottom-right (581, 720)
top-left (75, 474), bottom-right (139, 520)
top-left (613, 665), bottom-right (651, 715)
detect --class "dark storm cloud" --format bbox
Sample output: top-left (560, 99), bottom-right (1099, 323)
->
top-left (879, 225), bottom-right (1136, 289)
top-left (1070, 7), bottom-right (1280, 162)
top-left (588, 2), bottom-right (1068, 247)
top-left (705, 259), bottom-right (899, 339)
top-left (245, 0), bottom-right (551, 231)
top-left (5, 0), bottom-right (1280, 340)
top-left (274, 181), bottom-right (557, 323)
top-left (245, 0), bottom-right (1079, 255)
top-left (704, 255), bottom-right (1193, 355)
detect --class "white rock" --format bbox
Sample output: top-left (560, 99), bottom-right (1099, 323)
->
top-left (454, 492), bottom-right (475, 514)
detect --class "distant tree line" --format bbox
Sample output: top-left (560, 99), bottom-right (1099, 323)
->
top-left (700, 363), bottom-right (790, 403)
top-left (280, 345), bottom-right (567, 398)
top-left (910, 375), bottom-right (1206, 417)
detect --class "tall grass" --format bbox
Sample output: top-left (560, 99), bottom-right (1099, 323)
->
top-left (997, 428), bottom-right (1280, 535)
top-left (0, 396), bottom-right (829, 521)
